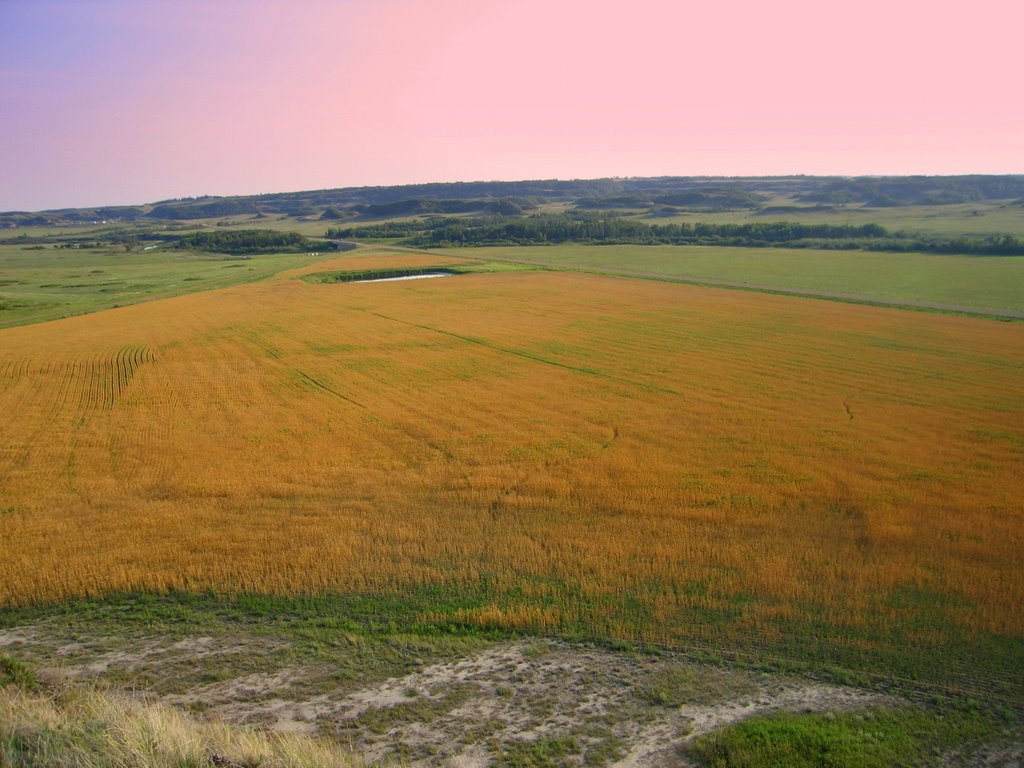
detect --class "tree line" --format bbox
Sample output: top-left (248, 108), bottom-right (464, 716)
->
top-left (330, 215), bottom-right (889, 247)
top-left (328, 214), bottom-right (1024, 256)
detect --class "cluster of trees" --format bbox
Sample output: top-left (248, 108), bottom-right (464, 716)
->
top-left (173, 229), bottom-right (313, 254)
top-left (398, 215), bottom-right (891, 248)
top-left (326, 221), bottom-right (436, 240)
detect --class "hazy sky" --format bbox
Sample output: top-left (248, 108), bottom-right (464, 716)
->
top-left (2, 0), bottom-right (1022, 210)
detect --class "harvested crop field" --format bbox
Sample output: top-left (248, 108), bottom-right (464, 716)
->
top-left (1, 253), bottom-right (1022, 701)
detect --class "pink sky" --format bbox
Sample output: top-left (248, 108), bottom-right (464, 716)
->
top-left (1, 0), bottom-right (1022, 210)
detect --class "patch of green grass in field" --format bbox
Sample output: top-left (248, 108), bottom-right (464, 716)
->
top-left (689, 706), bottom-right (1005, 768)
top-left (0, 242), bottom-right (326, 327)
top-left (0, 656), bottom-right (39, 691)
top-left (499, 736), bottom-right (581, 767)
top-left (343, 683), bottom-right (476, 735)
top-left (0, 590), bottom-right (493, 641)
top-left (437, 244), bottom-right (1024, 313)
top-left (2, 590), bottom-right (1022, 713)
top-left (635, 666), bottom-right (759, 708)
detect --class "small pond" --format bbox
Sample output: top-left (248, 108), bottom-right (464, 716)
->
top-left (304, 267), bottom-right (462, 285)
top-left (353, 272), bottom-right (454, 283)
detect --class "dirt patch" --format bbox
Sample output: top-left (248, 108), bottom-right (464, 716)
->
top-left (2, 625), bottom-right (900, 766)
top-left (941, 741), bottom-right (1024, 767)
top-left (148, 640), bottom-right (892, 766)
top-left (52, 635), bottom-right (276, 680)
top-left (0, 627), bottom-right (37, 649)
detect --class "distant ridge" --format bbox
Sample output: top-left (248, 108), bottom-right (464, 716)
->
top-left (4, 174), bottom-right (1024, 226)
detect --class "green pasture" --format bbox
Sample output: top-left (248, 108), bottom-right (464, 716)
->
top-left (636, 201), bottom-right (1024, 237)
top-left (436, 244), bottom-right (1024, 314)
top-left (0, 242), bottom-right (325, 328)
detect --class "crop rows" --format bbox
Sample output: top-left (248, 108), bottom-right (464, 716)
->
top-left (0, 263), bottom-right (1021, 699)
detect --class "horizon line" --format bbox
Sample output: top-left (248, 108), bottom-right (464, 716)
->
top-left (7, 171), bottom-right (1024, 215)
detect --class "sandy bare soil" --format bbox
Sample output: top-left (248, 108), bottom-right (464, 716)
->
top-left (5, 623), bottom-right (1021, 766)
top-left (1, 625), bottom-right (899, 766)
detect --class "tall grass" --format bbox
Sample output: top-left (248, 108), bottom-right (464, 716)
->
top-left (0, 265), bottom-right (1021, 696)
top-left (0, 686), bottom-right (360, 767)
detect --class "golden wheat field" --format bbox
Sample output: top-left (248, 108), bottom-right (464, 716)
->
top-left (1, 253), bottom-right (1022, 672)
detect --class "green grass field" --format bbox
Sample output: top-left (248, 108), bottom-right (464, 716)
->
top-left (436, 244), bottom-right (1024, 314)
top-left (0, 241), bottom-right (326, 328)
top-left (636, 200), bottom-right (1024, 237)
top-left (691, 706), bottom-right (1002, 768)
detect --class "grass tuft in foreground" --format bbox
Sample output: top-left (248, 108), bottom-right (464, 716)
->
top-left (0, 656), bottom-right (40, 692)
top-left (0, 680), bottom-right (361, 768)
